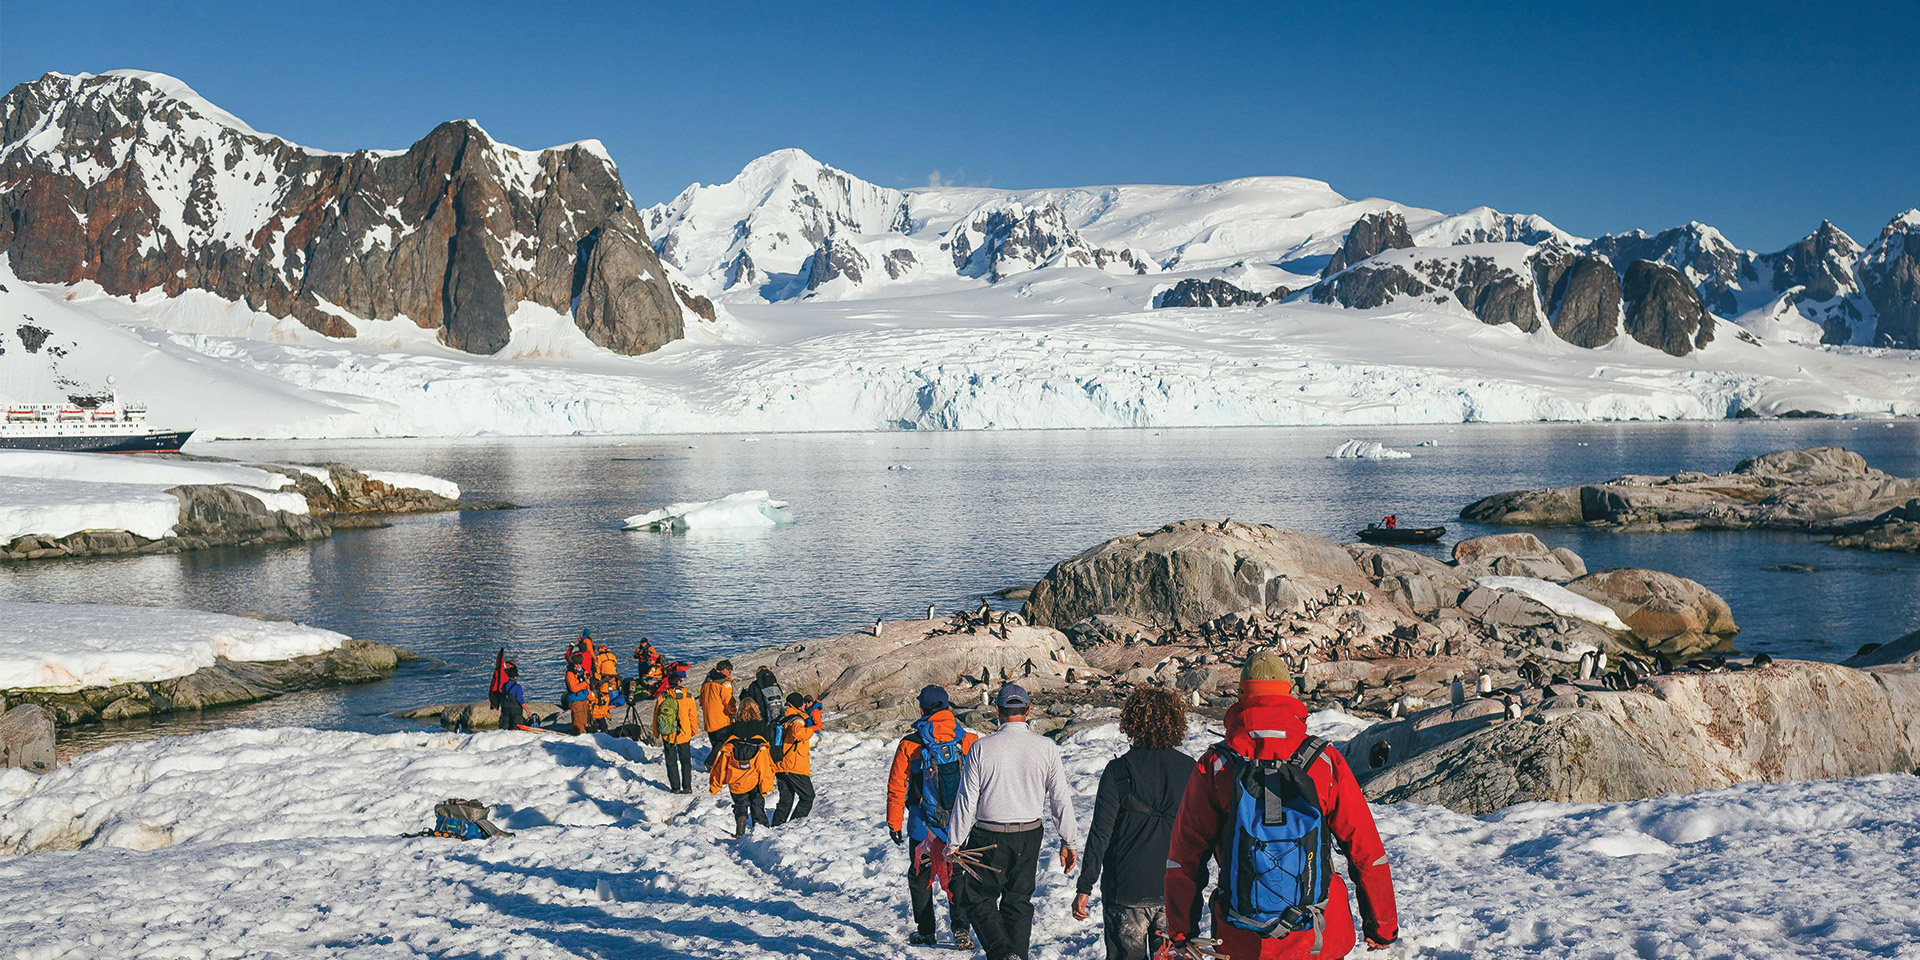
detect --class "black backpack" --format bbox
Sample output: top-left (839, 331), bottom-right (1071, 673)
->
top-left (732, 736), bottom-right (767, 770)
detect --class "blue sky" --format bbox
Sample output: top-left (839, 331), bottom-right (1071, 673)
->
top-left (5, 0), bottom-right (1914, 250)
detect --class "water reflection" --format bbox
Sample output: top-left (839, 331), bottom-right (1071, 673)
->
top-left (3, 420), bottom-right (1917, 750)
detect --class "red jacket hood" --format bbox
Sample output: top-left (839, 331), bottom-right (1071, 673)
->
top-left (1222, 690), bottom-right (1311, 761)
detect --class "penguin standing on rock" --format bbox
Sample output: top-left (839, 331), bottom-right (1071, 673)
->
top-left (1368, 740), bottom-right (1392, 770)
top-left (1752, 652), bottom-right (1774, 668)
top-left (1477, 674), bottom-right (1494, 697)
top-left (1577, 651), bottom-right (1597, 681)
top-left (1503, 695), bottom-right (1524, 721)
top-left (1448, 680), bottom-right (1466, 706)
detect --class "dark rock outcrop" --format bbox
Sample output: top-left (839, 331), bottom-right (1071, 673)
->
top-left (5, 640), bottom-right (412, 728)
top-left (1309, 265), bottom-right (1431, 309)
top-left (1620, 260), bottom-right (1714, 356)
top-left (1155, 278), bottom-right (1286, 308)
top-left (0, 72), bottom-right (684, 356)
top-left (1587, 222), bottom-right (1756, 317)
top-left (1322, 211), bottom-right (1413, 276)
top-left (0, 704), bottom-right (55, 772)
top-left (1543, 255), bottom-right (1622, 347)
top-left (1859, 212), bottom-right (1920, 348)
top-left (804, 238), bottom-right (869, 290)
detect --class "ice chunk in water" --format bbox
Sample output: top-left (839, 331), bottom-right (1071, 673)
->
top-left (622, 490), bottom-right (794, 532)
top-left (1329, 439), bottom-right (1413, 460)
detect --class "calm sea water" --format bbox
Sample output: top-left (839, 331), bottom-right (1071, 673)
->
top-left (6, 420), bottom-right (1918, 753)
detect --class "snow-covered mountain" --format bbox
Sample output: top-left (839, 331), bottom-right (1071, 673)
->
top-left (0, 71), bottom-right (701, 357)
top-left (1, 71), bottom-right (1917, 439)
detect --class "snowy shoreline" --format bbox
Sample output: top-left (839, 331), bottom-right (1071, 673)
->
top-left (1, 720), bottom-right (1916, 957)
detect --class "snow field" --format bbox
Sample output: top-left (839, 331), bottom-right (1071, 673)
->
top-left (0, 600), bottom-right (349, 691)
top-left (0, 449), bottom-right (305, 543)
top-left (3, 715), bottom-right (1917, 957)
top-left (363, 469), bottom-right (461, 500)
top-left (1475, 577), bottom-right (1632, 632)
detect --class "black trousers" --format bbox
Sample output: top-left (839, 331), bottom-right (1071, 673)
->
top-left (705, 728), bottom-right (729, 767)
top-left (662, 741), bottom-right (692, 793)
top-left (497, 699), bottom-right (524, 731)
top-left (907, 837), bottom-right (950, 938)
top-left (729, 790), bottom-right (769, 831)
top-left (771, 773), bottom-right (814, 825)
top-left (954, 826), bottom-right (1042, 960)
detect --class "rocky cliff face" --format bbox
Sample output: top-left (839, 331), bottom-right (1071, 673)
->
top-left (1154, 278), bottom-right (1287, 308)
top-left (0, 71), bottom-right (686, 356)
top-left (1620, 259), bottom-right (1713, 355)
top-left (1543, 255), bottom-right (1622, 348)
top-left (947, 201), bottom-right (1149, 281)
top-left (1859, 211), bottom-right (1920, 348)
top-left (1588, 222), bottom-right (1757, 317)
top-left (1321, 210), bottom-right (1414, 276)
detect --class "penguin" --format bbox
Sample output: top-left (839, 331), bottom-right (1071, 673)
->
top-left (873, 618), bottom-right (885, 637)
top-left (1503, 694), bottom-right (1524, 721)
top-left (1577, 651), bottom-right (1597, 680)
top-left (1388, 698), bottom-right (1403, 719)
top-left (1368, 740), bottom-right (1391, 770)
top-left (1448, 680), bottom-right (1466, 706)
top-left (1477, 674), bottom-right (1494, 697)
top-left (927, 604), bottom-right (937, 621)
top-left (1022, 658), bottom-right (1035, 677)
top-left (1602, 670), bottom-right (1625, 691)
top-left (1654, 653), bottom-right (1674, 675)
top-left (1595, 652), bottom-right (1609, 674)
top-left (1189, 689), bottom-right (1203, 707)
top-left (1065, 668), bottom-right (1078, 684)
top-left (1752, 652), bottom-right (1774, 668)
top-left (1519, 662), bottom-right (1544, 687)
top-left (1395, 694), bottom-right (1414, 718)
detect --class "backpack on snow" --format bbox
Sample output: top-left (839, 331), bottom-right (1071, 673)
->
top-left (426, 798), bottom-right (511, 840)
top-left (656, 690), bottom-right (687, 738)
top-left (910, 718), bottom-right (967, 842)
top-left (1215, 736), bottom-right (1334, 938)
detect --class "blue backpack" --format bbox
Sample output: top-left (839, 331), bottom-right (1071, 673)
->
top-left (909, 717), bottom-right (967, 842)
top-left (1217, 735), bottom-right (1333, 938)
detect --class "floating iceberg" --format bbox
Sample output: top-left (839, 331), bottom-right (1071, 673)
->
top-left (1329, 439), bottom-right (1413, 460)
top-left (1475, 576), bottom-right (1631, 631)
top-left (622, 490), bottom-right (794, 532)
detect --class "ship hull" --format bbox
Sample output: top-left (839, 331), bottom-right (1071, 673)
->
top-left (0, 430), bottom-right (195, 453)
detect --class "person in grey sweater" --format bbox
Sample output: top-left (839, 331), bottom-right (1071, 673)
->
top-left (945, 683), bottom-right (1080, 960)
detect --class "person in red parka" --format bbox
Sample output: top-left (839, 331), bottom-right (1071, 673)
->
top-left (1162, 650), bottom-right (1398, 959)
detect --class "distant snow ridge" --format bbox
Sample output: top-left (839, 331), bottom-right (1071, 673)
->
top-left (1330, 439), bottom-right (1413, 460)
top-left (622, 491), bottom-right (794, 532)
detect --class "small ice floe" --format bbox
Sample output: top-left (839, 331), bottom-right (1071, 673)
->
top-left (1416, 439), bottom-right (1440, 447)
top-left (1328, 439), bottom-right (1413, 460)
top-left (886, 464), bottom-right (913, 472)
top-left (622, 490), bottom-right (794, 532)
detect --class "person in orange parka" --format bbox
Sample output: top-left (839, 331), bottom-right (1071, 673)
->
top-left (770, 692), bottom-right (822, 826)
top-left (562, 649), bottom-right (593, 735)
top-left (710, 698), bottom-right (776, 838)
top-left (885, 685), bottom-right (982, 949)
top-left (1162, 651), bottom-right (1398, 959)
top-left (700, 660), bottom-right (738, 766)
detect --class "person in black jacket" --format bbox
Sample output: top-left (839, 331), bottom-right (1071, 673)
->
top-left (1072, 686), bottom-right (1195, 960)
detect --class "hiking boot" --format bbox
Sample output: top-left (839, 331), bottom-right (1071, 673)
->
top-left (907, 932), bottom-right (937, 946)
top-left (951, 930), bottom-right (975, 950)
top-left (734, 815), bottom-right (748, 839)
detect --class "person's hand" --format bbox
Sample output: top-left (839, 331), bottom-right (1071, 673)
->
top-left (890, 828), bottom-right (905, 846)
top-left (1071, 892), bottom-right (1091, 921)
top-left (1366, 935), bottom-right (1396, 950)
top-left (1059, 845), bottom-right (1077, 873)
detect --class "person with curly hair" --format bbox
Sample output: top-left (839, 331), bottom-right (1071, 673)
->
top-left (1072, 686), bottom-right (1195, 960)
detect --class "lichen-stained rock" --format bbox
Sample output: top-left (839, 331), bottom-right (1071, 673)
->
top-left (1858, 210), bottom-right (1920, 348)
top-left (1347, 544), bottom-right (1470, 614)
top-left (1450, 533), bottom-right (1582, 582)
top-left (1346, 661), bottom-right (1920, 815)
top-left (0, 72), bottom-right (685, 356)
top-left (1022, 520), bottom-right (1377, 630)
top-left (1567, 568), bottom-right (1738, 657)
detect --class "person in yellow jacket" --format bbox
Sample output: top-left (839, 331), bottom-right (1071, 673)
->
top-left (770, 692), bottom-right (822, 826)
top-left (710, 697), bottom-right (776, 838)
top-left (700, 660), bottom-right (737, 766)
top-left (563, 657), bottom-right (593, 735)
top-left (655, 668), bottom-right (700, 794)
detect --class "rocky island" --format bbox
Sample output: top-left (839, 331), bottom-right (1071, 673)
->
top-left (1462, 446), bottom-right (1920, 551)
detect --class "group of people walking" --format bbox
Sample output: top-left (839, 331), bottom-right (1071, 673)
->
top-left (887, 651), bottom-right (1398, 960)
top-left (487, 637), bottom-right (1399, 959)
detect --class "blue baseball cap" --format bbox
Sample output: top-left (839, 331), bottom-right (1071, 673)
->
top-left (995, 684), bottom-right (1031, 710)
top-left (918, 685), bottom-right (949, 713)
